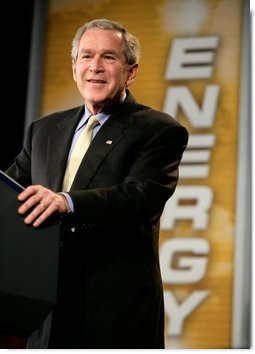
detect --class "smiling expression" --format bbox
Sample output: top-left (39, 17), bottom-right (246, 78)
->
top-left (72, 28), bottom-right (138, 114)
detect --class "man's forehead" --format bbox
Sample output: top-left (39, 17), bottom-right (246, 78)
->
top-left (79, 29), bottom-right (125, 51)
top-left (83, 28), bottom-right (123, 39)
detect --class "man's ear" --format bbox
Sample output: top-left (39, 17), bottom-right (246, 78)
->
top-left (72, 61), bottom-right (77, 82)
top-left (126, 63), bottom-right (139, 87)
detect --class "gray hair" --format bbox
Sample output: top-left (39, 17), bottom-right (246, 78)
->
top-left (71, 18), bottom-right (141, 65)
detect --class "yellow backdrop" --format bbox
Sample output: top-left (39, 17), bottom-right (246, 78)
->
top-left (39, 0), bottom-right (247, 348)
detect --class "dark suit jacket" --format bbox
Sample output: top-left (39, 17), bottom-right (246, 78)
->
top-left (6, 90), bottom-right (189, 349)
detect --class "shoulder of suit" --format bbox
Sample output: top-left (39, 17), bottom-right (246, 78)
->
top-left (32, 106), bottom-right (84, 126)
top-left (134, 103), bottom-right (182, 127)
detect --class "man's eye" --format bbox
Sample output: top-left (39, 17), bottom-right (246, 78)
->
top-left (104, 55), bottom-right (115, 61)
top-left (80, 54), bottom-right (91, 60)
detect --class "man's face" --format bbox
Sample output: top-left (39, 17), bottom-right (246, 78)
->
top-left (72, 28), bottom-right (138, 113)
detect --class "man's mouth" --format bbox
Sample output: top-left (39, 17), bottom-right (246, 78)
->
top-left (87, 79), bottom-right (106, 84)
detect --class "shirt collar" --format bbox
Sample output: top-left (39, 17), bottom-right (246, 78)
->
top-left (77, 91), bottom-right (127, 131)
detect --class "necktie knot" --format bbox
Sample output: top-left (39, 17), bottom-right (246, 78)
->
top-left (87, 114), bottom-right (99, 129)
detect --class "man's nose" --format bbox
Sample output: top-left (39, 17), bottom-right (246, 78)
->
top-left (89, 57), bottom-right (104, 72)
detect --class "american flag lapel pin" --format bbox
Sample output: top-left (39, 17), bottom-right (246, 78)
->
top-left (106, 140), bottom-right (113, 145)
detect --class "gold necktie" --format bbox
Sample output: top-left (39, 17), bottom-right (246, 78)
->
top-left (62, 115), bottom-right (99, 191)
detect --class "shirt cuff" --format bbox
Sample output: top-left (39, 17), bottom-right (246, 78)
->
top-left (58, 192), bottom-right (74, 213)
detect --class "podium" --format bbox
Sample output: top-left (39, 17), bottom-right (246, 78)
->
top-left (0, 171), bottom-right (60, 335)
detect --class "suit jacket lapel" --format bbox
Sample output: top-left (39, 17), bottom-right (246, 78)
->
top-left (46, 106), bottom-right (84, 191)
top-left (70, 91), bottom-right (138, 190)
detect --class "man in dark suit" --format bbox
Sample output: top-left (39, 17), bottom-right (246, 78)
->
top-left (5, 18), bottom-right (189, 349)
